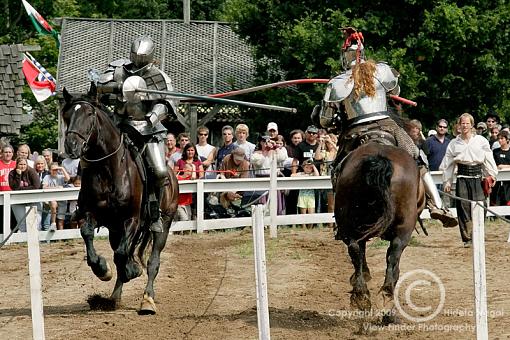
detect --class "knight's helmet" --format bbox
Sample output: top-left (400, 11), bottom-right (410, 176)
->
top-left (341, 27), bottom-right (365, 70)
top-left (130, 36), bottom-right (155, 69)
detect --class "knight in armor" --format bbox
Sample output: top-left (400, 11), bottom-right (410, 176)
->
top-left (316, 27), bottom-right (457, 228)
top-left (96, 36), bottom-right (178, 233)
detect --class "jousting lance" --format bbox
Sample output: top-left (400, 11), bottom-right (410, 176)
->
top-left (134, 88), bottom-right (297, 113)
top-left (208, 79), bottom-right (418, 107)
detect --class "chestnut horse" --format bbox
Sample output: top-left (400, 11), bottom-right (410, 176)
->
top-left (335, 142), bottom-right (425, 318)
top-left (61, 89), bottom-right (178, 314)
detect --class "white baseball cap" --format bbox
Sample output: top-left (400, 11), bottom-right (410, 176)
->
top-left (267, 122), bottom-right (278, 132)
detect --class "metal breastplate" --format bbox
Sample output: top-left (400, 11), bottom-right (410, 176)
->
top-left (138, 66), bottom-right (173, 99)
top-left (124, 66), bottom-right (177, 120)
top-left (324, 63), bottom-right (399, 124)
top-left (343, 84), bottom-right (389, 123)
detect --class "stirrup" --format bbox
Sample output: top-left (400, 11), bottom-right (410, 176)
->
top-left (430, 208), bottom-right (458, 228)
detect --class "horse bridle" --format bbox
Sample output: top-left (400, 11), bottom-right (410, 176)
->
top-left (65, 101), bottom-right (124, 163)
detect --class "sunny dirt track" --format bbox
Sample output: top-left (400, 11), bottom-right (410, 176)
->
top-left (0, 221), bottom-right (509, 339)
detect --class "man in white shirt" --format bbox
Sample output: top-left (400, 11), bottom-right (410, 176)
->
top-left (42, 162), bottom-right (71, 231)
top-left (233, 123), bottom-right (255, 161)
top-left (440, 113), bottom-right (498, 247)
top-left (196, 126), bottom-right (216, 168)
top-left (62, 155), bottom-right (80, 177)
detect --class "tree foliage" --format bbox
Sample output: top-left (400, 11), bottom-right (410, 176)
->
top-left (223, 0), bottom-right (510, 129)
top-left (0, 0), bottom-right (227, 150)
top-left (2, 0), bottom-right (510, 148)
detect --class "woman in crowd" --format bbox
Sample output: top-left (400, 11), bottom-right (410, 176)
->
top-left (8, 157), bottom-right (41, 232)
top-left (174, 143), bottom-right (204, 179)
top-left (33, 156), bottom-right (51, 230)
top-left (174, 143), bottom-right (203, 220)
top-left (284, 130), bottom-right (304, 175)
top-left (492, 130), bottom-right (510, 206)
top-left (283, 129), bottom-right (305, 214)
top-left (274, 135), bottom-right (289, 175)
top-left (251, 135), bottom-right (287, 214)
top-left (440, 113), bottom-right (498, 247)
top-left (34, 156), bottom-right (49, 184)
top-left (314, 133), bottom-right (338, 227)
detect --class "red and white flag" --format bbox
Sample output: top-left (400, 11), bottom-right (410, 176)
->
top-left (22, 53), bottom-right (56, 102)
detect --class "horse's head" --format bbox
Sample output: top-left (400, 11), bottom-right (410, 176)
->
top-left (62, 88), bottom-right (98, 159)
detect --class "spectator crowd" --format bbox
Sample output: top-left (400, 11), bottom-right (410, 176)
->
top-left (0, 143), bottom-right (80, 233)
top-left (2, 112), bottom-right (509, 240)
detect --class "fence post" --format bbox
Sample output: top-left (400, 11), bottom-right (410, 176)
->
top-left (3, 192), bottom-right (11, 244)
top-left (26, 205), bottom-right (46, 340)
top-left (196, 180), bottom-right (205, 233)
top-left (269, 153), bottom-right (277, 238)
top-left (471, 202), bottom-right (488, 340)
top-left (251, 204), bottom-right (270, 340)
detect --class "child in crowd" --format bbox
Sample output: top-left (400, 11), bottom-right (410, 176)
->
top-left (291, 158), bottom-right (319, 228)
top-left (176, 163), bottom-right (196, 223)
top-left (42, 162), bottom-right (70, 231)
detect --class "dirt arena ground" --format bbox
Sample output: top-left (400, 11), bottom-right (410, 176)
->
top-left (0, 220), bottom-right (509, 339)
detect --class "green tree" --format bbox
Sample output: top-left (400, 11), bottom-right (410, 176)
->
top-left (0, 0), bottom-right (228, 150)
top-left (222, 0), bottom-right (510, 129)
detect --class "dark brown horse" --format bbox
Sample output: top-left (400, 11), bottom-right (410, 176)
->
top-left (335, 142), bottom-right (425, 320)
top-left (61, 89), bottom-right (178, 314)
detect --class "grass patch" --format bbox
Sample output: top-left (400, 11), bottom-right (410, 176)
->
top-left (408, 236), bottom-right (423, 247)
top-left (367, 236), bottom-right (422, 249)
top-left (235, 234), bottom-right (308, 260)
top-left (236, 237), bottom-right (282, 260)
top-left (368, 239), bottom-right (389, 249)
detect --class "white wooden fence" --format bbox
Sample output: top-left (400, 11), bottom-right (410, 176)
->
top-left (2, 170), bottom-right (510, 245)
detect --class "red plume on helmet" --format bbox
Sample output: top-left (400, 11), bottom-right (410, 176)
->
top-left (341, 27), bottom-right (365, 68)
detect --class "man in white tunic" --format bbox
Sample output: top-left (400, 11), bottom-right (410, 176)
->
top-left (440, 113), bottom-right (498, 247)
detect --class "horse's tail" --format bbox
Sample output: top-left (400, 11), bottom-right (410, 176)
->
top-left (359, 154), bottom-right (395, 240)
top-left (136, 228), bottom-right (152, 268)
top-left (123, 219), bottom-right (152, 270)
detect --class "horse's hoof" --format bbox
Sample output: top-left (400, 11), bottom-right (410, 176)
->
top-left (381, 311), bottom-right (400, 325)
top-left (97, 261), bottom-right (113, 281)
top-left (138, 293), bottom-right (157, 315)
top-left (350, 293), bottom-right (371, 311)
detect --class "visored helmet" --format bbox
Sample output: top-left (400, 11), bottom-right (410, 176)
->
top-left (130, 36), bottom-right (155, 68)
top-left (341, 27), bottom-right (365, 70)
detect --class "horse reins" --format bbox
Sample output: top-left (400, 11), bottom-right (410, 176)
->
top-left (66, 101), bottom-right (124, 163)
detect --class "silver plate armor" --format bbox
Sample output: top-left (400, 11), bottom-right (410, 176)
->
top-left (321, 62), bottom-right (400, 125)
top-left (97, 60), bottom-right (178, 120)
top-left (96, 56), bottom-right (177, 182)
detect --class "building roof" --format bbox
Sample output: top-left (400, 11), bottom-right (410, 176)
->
top-left (57, 18), bottom-right (255, 96)
top-left (0, 44), bottom-right (31, 135)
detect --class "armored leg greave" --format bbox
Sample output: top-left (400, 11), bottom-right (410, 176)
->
top-left (145, 137), bottom-right (167, 233)
top-left (422, 171), bottom-right (444, 210)
top-left (421, 170), bottom-right (458, 228)
top-left (146, 138), bottom-right (168, 184)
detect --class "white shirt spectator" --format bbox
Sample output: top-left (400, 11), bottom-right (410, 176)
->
top-left (440, 134), bottom-right (498, 185)
top-left (233, 141), bottom-right (256, 161)
top-left (62, 158), bottom-right (80, 177)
